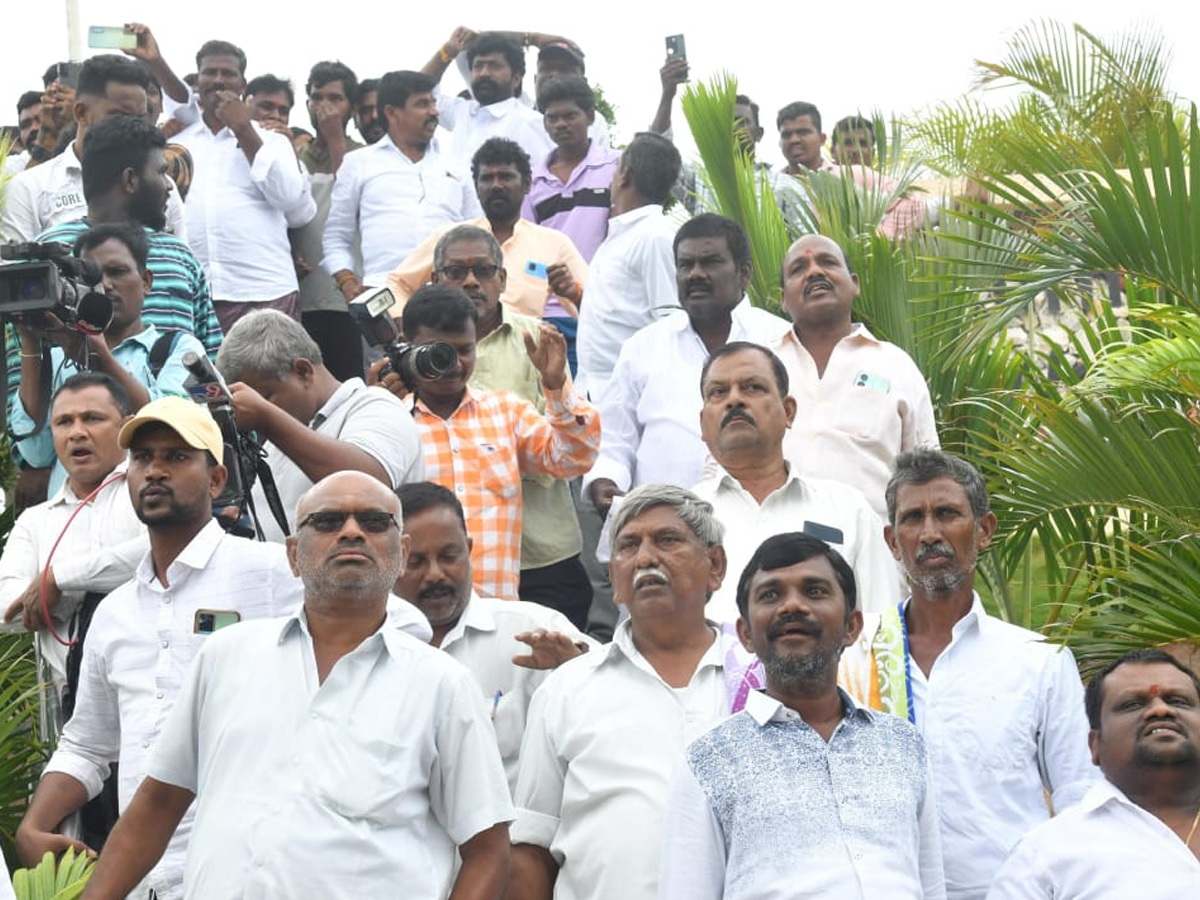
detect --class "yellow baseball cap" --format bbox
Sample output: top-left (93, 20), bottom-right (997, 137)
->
top-left (118, 396), bottom-right (224, 462)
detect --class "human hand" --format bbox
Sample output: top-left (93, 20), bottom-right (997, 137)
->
top-left (122, 23), bottom-right (161, 62)
top-left (512, 629), bottom-right (586, 669)
top-left (524, 324), bottom-right (567, 391)
top-left (4, 570), bottom-right (61, 632)
top-left (40, 83), bottom-right (76, 134)
top-left (660, 58), bottom-right (690, 95)
top-left (587, 478), bottom-right (626, 519)
top-left (226, 382), bottom-right (275, 432)
top-left (15, 824), bottom-right (94, 869)
top-left (292, 252), bottom-right (312, 282)
top-left (214, 91), bottom-right (252, 131)
top-left (368, 357), bottom-right (410, 401)
top-left (312, 100), bottom-right (344, 142)
top-left (446, 26), bottom-right (479, 56)
top-left (546, 263), bottom-right (581, 306)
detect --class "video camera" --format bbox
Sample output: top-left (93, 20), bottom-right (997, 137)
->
top-left (181, 350), bottom-right (289, 539)
top-left (349, 287), bottom-right (457, 392)
top-left (0, 241), bottom-right (113, 333)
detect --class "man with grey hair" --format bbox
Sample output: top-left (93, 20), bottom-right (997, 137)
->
top-left (838, 448), bottom-right (1096, 900)
top-left (510, 483), bottom-right (756, 900)
top-left (217, 309), bottom-right (424, 541)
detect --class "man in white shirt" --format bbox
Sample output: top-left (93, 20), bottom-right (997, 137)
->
top-left (78, 472), bottom-right (512, 900)
top-left (988, 648), bottom-right (1200, 899)
top-left (660, 532), bottom-right (945, 900)
top-left (574, 132), bottom-right (682, 401)
top-left (12, 398), bottom-right (308, 899)
top-left (421, 29), bottom-right (553, 183)
top-left (510, 484), bottom-right (745, 900)
top-left (773, 233), bottom-right (938, 518)
top-left (840, 448), bottom-right (1096, 900)
top-left (1, 55), bottom-right (188, 242)
top-left (216, 310), bottom-right (425, 541)
top-left (394, 480), bottom-right (589, 790)
top-left (323, 69), bottom-right (480, 297)
top-left (584, 214), bottom-right (790, 518)
top-left (693, 342), bottom-right (900, 622)
top-left (169, 39), bottom-right (316, 331)
top-left (0, 374), bottom-right (144, 710)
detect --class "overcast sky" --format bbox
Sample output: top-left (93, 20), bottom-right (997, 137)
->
top-left (7, 2), bottom-right (1199, 164)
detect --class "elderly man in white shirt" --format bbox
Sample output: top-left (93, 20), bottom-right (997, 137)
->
top-left (574, 132), bottom-right (682, 402)
top-left (168, 40), bottom-right (315, 331)
top-left (987, 648), bottom-right (1200, 900)
top-left (421, 29), bottom-right (553, 184)
top-left (323, 69), bottom-right (480, 297)
top-left (584, 214), bottom-right (790, 519)
top-left (840, 449), bottom-right (1097, 900)
top-left (0, 374), bottom-right (144, 717)
top-left (1, 55), bottom-right (186, 242)
top-left (76, 472), bottom-right (507, 900)
top-left (692, 342), bottom-right (900, 622)
top-left (394, 481), bottom-right (591, 790)
top-left (510, 484), bottom-right (753, 900)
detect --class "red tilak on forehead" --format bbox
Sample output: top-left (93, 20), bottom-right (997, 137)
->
top-left (1149, 684), bottom-right (1160, 696)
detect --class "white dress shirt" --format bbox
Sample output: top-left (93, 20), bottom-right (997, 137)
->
top-left (174, 120), bottom-right (315, 301)
top-left (441, 592), bottom-right (589, 791)
top-left (436, 88), bottom-right (553, 183)
top-left (254, 378), bottom-right (426, 543)
top-left (692, 467), bottom-right (900, 622)
top-left (42, 521), bottom-right (307, 900)
top-left (322, 135), bottom-right (480, 285)
top-left (0, 469), bottom-right (144, 697)
top-left (583, 301), bottom-right (791, 495)
top-left (0, 142), bottom-right (187, 242)
top-left (149, 608), bottom-right (513, 900)
top-left (773, 324), bottom-right (939, 518)
top-left (574, 204), bottom-right (680, 401)
top-left (512, 620), bottom-right (731, 900)
top-left (659, 689), bottom-right (946, 900)
top-left (909, 595), bottom-right (1098, 900)
top-left (986, 777), bottom-right (1200, 899)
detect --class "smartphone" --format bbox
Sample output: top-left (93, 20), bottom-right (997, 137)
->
top-left (665, 34), bottom-right (687, 62)
top-left (87, 25), bottom-right (138, 51)
top-left (194, 609), bottom-right (242, 635)
top-left (55, 62), bottom-right (84, 90)
top-left (524, 260), bottom-right (549, 280)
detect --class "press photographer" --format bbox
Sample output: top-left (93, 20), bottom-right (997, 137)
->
top-left (5, 224), bottom-right (204, 497)
top-left (214, 309), bottom-right (426, 542)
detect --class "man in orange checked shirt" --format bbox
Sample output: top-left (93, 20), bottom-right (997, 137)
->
top-left (396, 284), bottom-right (599, 602)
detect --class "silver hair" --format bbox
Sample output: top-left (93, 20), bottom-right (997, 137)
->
top-left (609, 483), bottom-right (724, 553)
top-left (215, 310), bottom-right (323, 382)
top-left (433, 224), bottom-right (503, 274)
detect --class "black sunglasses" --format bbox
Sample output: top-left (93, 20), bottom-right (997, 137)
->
top-left (297, 510), bottom-right (399, 534)
top-left (437, 263), bottom-right (501, 282)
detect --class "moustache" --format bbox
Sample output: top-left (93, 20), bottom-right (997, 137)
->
top-left (767, 614), bottom-right (821, 641)
top-left (417, 582), bottom-right (459, 602)
top-left (803, 277), bottom-right (833, 296)
top-left (915, 542), bottom-right (955, 564)
top-left (721, 408), bottom-right (756, 429)
top-left (633, 566), bottom-right (670, 589)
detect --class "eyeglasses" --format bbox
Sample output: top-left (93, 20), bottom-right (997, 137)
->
top-left (297, 510), bottom-right (399, 534)
top-left (437, 263), bottom-right (501, 282)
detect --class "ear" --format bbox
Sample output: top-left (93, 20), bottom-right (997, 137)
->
top-left (818, 131), bottom-right (828, 147)
top-left (737, 261), bottom-right (753, 293)
top-left (1088, 729), bottom-right (1100, 767)
top-left (286, 534), bottom-right (301, 577)
top-left (783, 395), bottom-right (797, 428)
top-left (120, 165), bottom-right (139, 195)
top-left (208, 462), bottom-right (228, 500)
top-left (141, 268), bottom-right (154, 293)
top-left (397, 531), bottom-right (411, 573)
top-left (293, 358), bottom-right (317, 384)
top-left (497, 266), bottom-right (508, 293)
top-left (735, 614), bottom-right (755, 654)
top-left (977, 510), bottom-right (998, 550)
top-left (585, 109), bottom-right (596, 126)
top-left (706, 543), bottom-right (728, 594)
top-left (884, 523), bottom-right (902, 562)
top-left (843, 609), bottom-right (864, 648)
top-left (73, 100), bottom-right (88, 127)
top-left (751, 125), bottom-right (764, 142)
top-left (849, 272), bottom-right (861, 299)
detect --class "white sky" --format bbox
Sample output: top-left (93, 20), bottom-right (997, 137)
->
top-left (7, 1), bottom-right (1199, 164)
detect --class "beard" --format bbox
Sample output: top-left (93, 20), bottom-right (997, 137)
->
top-left (759, 632), bottom-right (844, 691)
top-left (129, 185), bottom-right (167, 232)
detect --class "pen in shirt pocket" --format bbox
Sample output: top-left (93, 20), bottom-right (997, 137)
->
top-left (492, 689), bottom-right (503, 720)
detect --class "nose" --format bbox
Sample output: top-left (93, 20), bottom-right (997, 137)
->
top-left (143, 453), bottom-right (169, 480)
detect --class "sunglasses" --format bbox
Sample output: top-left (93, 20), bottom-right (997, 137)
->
top-left (437, 263), bottom-right (500, 282)
top-left (297, 510), bottom-right (399, 534)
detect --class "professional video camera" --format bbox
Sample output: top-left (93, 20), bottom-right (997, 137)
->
top-left (181, 350), bottom-right (290, 539)
top-left (0, 241), bottom-right (113, 332)
top-left (349, 287), bottom-right (458, 392)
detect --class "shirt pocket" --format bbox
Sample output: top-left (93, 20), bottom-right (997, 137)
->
top-left (313, 722), bottom-right (418, 824)
top-left (479, 441), bottom-right (520, 500)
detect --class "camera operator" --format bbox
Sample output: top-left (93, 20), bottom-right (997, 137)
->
top-left (9, 223), bottom-right (206, 498)
top-left (215, 309), bottom-right (425, 542)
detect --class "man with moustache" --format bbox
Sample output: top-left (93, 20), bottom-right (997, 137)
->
top-left (74, 472), bottom-right (510, 900)
top-left (395, 480), bottom-right (588, 789)
top-left (988, 648), bottom-right (1200, 898)
top-left (422, 29), bottom-right (552, 182)
top-left (839, 449), bottom-right (1096, 900)
top-left (659, 532), bottom-right (946, 900)
top-left (354, 78), bottom-right (385, 145)
top-left (324, 69), bottom-right (479, 301)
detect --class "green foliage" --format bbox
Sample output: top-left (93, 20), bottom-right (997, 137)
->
top-left (11, 848), bottom-right (95, 900)
top-left (0, 632), bottom-right (48, 865)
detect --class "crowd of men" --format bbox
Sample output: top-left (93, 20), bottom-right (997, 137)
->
top-left (0, 21), bottom-right (1197, 900)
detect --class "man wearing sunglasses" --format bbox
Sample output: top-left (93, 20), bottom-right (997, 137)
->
top-left (78, 471), bottom-right (511, 900)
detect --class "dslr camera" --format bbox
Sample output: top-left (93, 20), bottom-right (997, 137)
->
top-left (0, 241), bottom-right (113, 333)
top-left (349, 287), bottom-right (457, 392)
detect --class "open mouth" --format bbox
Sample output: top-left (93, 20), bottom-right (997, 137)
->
top-left (633, 569), bottom-right (669, 590)
top-left (803, 278), bottom-right (833, 298)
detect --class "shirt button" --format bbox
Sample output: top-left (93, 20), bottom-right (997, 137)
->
top-left (142, 740), bottom-right (151, 748)
top-left (160, 640), bottom-right (169, 649)
top-left (162, 595), bottom-right (171, 604)
top-left (156, 691), bottom-right (164, 699)
top-left (455, 485), bottom-right (464, 494)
